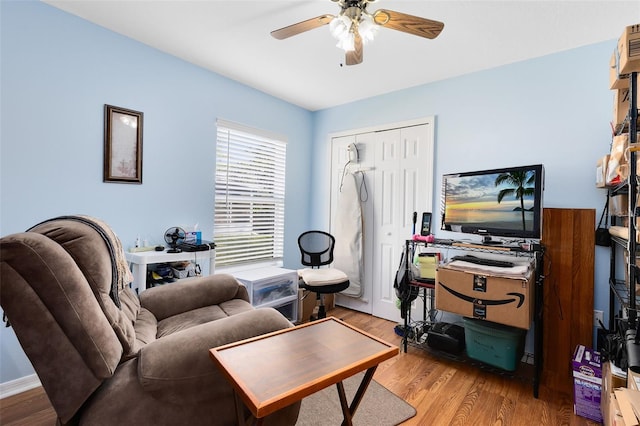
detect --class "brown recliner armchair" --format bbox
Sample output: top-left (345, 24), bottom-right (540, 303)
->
top-left (0, 216), bottom-right (300, 425)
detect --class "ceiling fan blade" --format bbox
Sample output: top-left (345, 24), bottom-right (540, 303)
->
top-left (373, 9), bottom-right (444, 39)
top-left (271, 14), bottom-right (334, 40)
top-left (345, 31), bottom-right (363, 66)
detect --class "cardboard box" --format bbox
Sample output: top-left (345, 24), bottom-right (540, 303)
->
top-left (616, 24), bottom-right (640, 76)
top-left (297, 289), bottom-right (304, 323)
top-left (603, 386), bottom-right (625, 426)
top-left (611, 51), bottom-right (632, 90)
top-left (573, 345), bottom-right (603, 423)
top-left (607, 393), bottom-right (626, 426)
top-left (612, 362), bottom-right (628, 388)
top-left (299, 288), bottom-right (334, 322)
top-left (616, 90), bottom-right (640, 130)
top-left (613, 388), bottom-right (640, 426)
top-left (185, 231), bottom-right (202, 244)
top-left (629, 368), bottom-right (640, 391)
top-left (611, 391), bottom-right (634, 426)
top-left (435, 264), bottom-right (534, 330)
top-left (603, 361), bottom-right (628, 426)
top-left (614, 89), bottom-right (632, 129)
top-left (614, 86), bottom-right (640, 130)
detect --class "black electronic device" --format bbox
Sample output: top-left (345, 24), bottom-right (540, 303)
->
top-left (176, 241), bottom-right (216, 252)
top-left (434, 238), bottom-right (454, 245)
top-left (426, 322), bottom-right (465, 354)
top-left (451, 254), bottom-right (514, 268)
top-left (420, 212), bottom-right (432, 236)
top-left (441, 164), bottom-right (544, 241)
top-left (412, 212), bottom-right (417, 235)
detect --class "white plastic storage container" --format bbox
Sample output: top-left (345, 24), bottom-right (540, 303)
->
top-left (233, 267), bottom-right (299, 322)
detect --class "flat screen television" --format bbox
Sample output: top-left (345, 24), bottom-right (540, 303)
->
top-left (440, 164), bottom-right (544, 242)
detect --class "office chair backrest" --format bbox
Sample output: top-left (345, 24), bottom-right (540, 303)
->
top-left (298, 231), bottom-right (335, 267)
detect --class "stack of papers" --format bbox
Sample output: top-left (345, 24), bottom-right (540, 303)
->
top-left (614, 388), bottom-right (640, 425)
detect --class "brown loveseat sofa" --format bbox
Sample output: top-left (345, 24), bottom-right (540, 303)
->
top-left (0, 216), bottom-right (300, 425)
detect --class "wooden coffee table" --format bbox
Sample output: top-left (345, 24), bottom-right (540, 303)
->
top-left (209, 316), bottom-right (399, 426)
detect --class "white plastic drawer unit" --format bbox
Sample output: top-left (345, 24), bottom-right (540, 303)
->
top-left (274, 300), bottom-right (297, 323)
top-left (233, 267), bottom-right (299, 321)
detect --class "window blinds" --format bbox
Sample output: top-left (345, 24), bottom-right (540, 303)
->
top-left (214, 119), bottom-right (287, 268)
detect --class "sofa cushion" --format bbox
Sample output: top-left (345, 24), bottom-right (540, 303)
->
top-left (139, 273), bottom-right (249, 321)
top-left (28, 217), bottom-right (140, 358)
top-left (298, 267), bottom-right (348, 286)
top-left (133, 307), bottom-right (157, 350)
top-left (156, 299), bottom-right (253, 338)
top-left (219, 298), bottom-right (257, 317)
top-left (139, 308), bottom-right (294, 402)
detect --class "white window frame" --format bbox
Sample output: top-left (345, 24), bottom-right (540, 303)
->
top-left (214, 119), bottom-right (286, 271)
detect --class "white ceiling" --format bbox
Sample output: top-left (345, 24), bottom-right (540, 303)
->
top-left (44, 0), bottom-right (640, 111)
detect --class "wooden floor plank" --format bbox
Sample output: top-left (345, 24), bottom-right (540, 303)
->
top-left (0, 306), bottom-right (601, 425)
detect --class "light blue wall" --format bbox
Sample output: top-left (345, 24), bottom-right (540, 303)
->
top-left (0, 1), bottom-right (313, 383)
top-left (311, 41), bottom-right (615, 349)
top-left (0, 0), bottom-right (617, 386)
top-left (312, 42), bottom-right (614, 222)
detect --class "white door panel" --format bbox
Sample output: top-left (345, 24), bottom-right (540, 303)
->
top-left (372, 129), bottom-right (401, 321)
top-left (329, 120), bottom-right (434, 322)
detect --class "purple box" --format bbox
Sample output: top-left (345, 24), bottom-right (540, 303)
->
top-left (572, 345), bottom-right (603, 423)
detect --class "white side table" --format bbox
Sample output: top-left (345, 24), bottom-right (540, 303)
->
top-left (125, 248), bottom-right (215, 294)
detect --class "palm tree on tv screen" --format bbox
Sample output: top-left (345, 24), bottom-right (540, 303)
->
top-left (495, 170), bottom-right (535, 231)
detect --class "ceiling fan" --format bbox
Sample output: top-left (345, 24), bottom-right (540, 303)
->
top-left (270, 0), bottom-right (444, 66)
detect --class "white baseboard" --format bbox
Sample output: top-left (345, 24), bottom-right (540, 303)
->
top-left (0, 374), bottom-right (42, 399)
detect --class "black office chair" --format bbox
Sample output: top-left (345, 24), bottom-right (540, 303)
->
top-left (298, 230), bottom-right (350, 320)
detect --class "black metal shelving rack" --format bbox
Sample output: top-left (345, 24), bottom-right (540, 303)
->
top-left (609, 72), bottom-right (639, 335)
top-left (400, 240), bottom-right (544, 398)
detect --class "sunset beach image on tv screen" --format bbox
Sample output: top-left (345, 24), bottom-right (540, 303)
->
top-left (444, 170), bottom-right (536, 231)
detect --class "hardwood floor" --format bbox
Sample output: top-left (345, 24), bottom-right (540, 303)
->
top-left (332, 307), bottom-right (599, 426)
top-left (0, 306), bottom-right (600, 425)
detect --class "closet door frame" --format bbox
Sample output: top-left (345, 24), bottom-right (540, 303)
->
top-left (328, 117), bottom-right (435, 321)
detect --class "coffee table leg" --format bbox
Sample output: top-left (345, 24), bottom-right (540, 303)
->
top-left (234, 390), bottom-right (263, 426)
top-left (336, 366), bottom-right (378, 426)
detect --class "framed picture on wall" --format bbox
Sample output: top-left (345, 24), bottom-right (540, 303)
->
top-left (103, 104), bottom-right (143, 184)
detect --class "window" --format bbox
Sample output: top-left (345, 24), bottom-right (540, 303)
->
top-left (214, 119), bottom-right (286, 268)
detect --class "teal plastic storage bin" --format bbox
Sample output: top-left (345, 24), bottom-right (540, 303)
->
top-left (463, 317), bottom-right (525, 371)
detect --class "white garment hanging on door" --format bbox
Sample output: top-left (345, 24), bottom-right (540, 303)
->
top-left (333, 171), bottom-right (363, 297)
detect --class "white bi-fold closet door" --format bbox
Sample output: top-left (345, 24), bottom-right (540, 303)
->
top-left (330, 118), bottom-right (435, 322)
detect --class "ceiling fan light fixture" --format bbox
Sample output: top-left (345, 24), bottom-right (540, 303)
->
top-left (271, 0), bottom-right (444, 65)
top-left (336, 31), bottom-right (355, 51)
top-left (329, 14), bottom-right (352, 39)
top-left (358, 14), bottom-right (378, 44)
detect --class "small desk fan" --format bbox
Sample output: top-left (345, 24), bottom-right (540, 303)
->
top-left (164, 227), bottom-right (186, 253)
